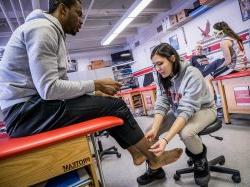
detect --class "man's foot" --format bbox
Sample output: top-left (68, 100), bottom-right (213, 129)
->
top-left (133, 154), bottom-right (147, 165)
top-left (149, 148), bottom-right (183, 170)
top-left (137, 161), bottom-right (166, 185)
top-left (128, 145), bottom-right (147, 166)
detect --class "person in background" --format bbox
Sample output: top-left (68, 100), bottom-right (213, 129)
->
top-left (205, 21), bottom-right (248, 98)
top-left (0, 0), bottom-right (183, 180)
top-left (191, 44), bottom-right (224, 77)
top-left (191, 44), bottom-right (224, 109)
top-left (191, 44), bottom-right (210, 73)
top-left (137, 43), bottom-right (217, 186)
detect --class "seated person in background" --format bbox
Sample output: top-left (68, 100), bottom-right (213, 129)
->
top-left (191, 44), bottom-right (210, 74)
top-left (137, 43), bottom-right (216, 186)
top-left (191, 44), bottom-right (224, 77)
top-left (205, 21), bottom-right (248, 99)
top-left (0, 0), bottom-right (182, 178)
top-left (191, 45), bottom-right (224, 109)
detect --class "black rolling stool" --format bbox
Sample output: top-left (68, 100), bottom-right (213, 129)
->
top-left (96, 131), bottom-right (121, 160)
top-left (174, 118), bottom-right (241, 186)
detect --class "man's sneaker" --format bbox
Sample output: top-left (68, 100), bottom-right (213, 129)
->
top-left (215, 97), bottom-right (222, 109)
top-left (137, 161), bottom-right (166, 185)
top-left (217, 108), bottom-right (224, 118)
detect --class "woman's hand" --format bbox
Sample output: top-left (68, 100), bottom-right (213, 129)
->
top-left (148, 139), bottom-right (168, 157)
top-left (145, 128), bottom-right (157, 142)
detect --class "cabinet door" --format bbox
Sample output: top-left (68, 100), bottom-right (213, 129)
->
top-left (95, 67), bottom-right (114, 80)
top-left (68, 70), bottom-right (96, 81)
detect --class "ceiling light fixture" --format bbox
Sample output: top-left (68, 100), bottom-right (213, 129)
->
top-left (101, 0), bottom-right (153, 46)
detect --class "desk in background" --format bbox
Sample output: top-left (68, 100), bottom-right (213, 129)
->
top-left (117, 85), bottom-right (156, 116)
top-left (214, 70), bottom-right (250, 124)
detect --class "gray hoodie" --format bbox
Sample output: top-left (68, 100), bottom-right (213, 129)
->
top-left (154, 61), bottom-right (215, 122)
top-left (0, 10), bottom-right (94, 109)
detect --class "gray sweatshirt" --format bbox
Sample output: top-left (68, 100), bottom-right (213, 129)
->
top-left (0, 10), bottom-right (94, 109)
top-left (154, 61), bottom-right (215, 122)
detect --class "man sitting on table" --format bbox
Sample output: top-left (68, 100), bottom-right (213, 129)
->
top-left (0, 0), bottom-right (182, 182)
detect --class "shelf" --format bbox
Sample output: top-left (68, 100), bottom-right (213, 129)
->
top-left (156, 0), bottom-right (224, 38)
top-left (114, 72), bottom-right (132, 77)
top-left (112, 61), bottom-right (135, 67)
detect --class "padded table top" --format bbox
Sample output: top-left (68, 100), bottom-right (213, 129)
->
top-left (215, 69), bottom-right (250, 80)
top-left (117, 85), bottom-right (156, 95)
top-left (0, 116), bottom-right (123, 159)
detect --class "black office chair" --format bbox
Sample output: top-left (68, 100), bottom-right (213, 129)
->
top-left (95, 131), bottom-right (121, 160)
top-left (174, 118), bottom-right (241, 187)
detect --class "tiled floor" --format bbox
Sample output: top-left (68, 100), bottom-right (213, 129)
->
top-left (101, 115), bottom-right (250, 187)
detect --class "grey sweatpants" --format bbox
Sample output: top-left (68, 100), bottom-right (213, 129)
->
top-left (157, 108), bottom-right (217, 154)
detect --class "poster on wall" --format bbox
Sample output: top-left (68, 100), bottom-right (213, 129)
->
top-left (169, 35), bottom-right (180, 50)
top-left (238, 0), bottom-right (250, 21)
top-left (233, 86), bottom-right (250, 106)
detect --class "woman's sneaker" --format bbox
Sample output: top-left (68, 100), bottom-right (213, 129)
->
top-left (137, 160), bottom-right (166, 185)
top-left (193, 157), bottom-right (210, 186)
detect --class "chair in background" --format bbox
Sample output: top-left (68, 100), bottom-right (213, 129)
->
top-left (95, 131), bottom-right (121, 160)
top-left (174, 118), bottom-right (241, 187)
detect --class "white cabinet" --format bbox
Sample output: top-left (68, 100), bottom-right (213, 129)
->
top-left (67, 67), bottom-right (113, 81)
top-left (95, 67), bottom-right (114, 80)
top-left (112, 61), bottom-right (139, 90)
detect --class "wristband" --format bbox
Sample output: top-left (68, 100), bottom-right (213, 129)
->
top-left (162, 137), bottom-right (168, 144)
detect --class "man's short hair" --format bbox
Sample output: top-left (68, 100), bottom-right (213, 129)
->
top-left (48, 0), bottom-right (82, 13)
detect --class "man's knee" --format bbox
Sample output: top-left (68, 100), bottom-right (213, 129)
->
top-left (112, 97), bottom-right (129, 110)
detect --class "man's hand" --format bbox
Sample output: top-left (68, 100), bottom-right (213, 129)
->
top-left (94, 78), bottom-right (122, 96)
top-left (94, 90), bottom-right (118, 98)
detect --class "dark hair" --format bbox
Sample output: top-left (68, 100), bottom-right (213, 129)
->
top-left (49, 0), bottom-right (82, 13)
top-left (213, 21), bottom-right (244, 51)
top-left (151, 43), bottom-right (181, 91)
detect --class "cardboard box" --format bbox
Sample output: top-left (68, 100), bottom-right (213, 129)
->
top-left (91, 60), bottom-right (104, 65)
top-left (193, 0), bottom-right (201, 8)
top-left (169, 15), bottom-right (178, 26)
top-left (90, 60), bottom-right (106, 69)
top-left (91, 63), bottom-right (106, 70)
top-left (177, 9), bottom-right (190, 22)
top-left (199, 0), bottom-right (213, 5)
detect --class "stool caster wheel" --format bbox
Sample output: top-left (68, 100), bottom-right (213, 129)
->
top-left (232, 174), bottom-right (241, 183)
top-left (117, 153), bottom-right (121, 158)
top-left (173, 173), bottom-right (180, 181)
top-left (219, 156), bottom-right (225, 165)
top-left (187, 159), bottom-right (193, 167)
top-left (114, 147), bottom-right (118, 151)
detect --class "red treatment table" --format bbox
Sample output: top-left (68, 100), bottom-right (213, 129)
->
top-left (0, 116), bottom-right (123, 187)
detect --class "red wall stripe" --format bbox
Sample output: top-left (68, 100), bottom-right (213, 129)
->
top-left (133, 66), bottom-right (153, 77)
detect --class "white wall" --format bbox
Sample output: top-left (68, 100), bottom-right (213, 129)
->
top-left (69, 47), bottom-right (125, 71)
top-left (67, 66), bottom-right (114, 81)
top-left (129, 0), bottom-right (250, 86)
top-left (67, 48), bottom-right (122, 81)
top-left (68, 0), bottom-right (250, 86)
